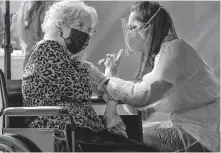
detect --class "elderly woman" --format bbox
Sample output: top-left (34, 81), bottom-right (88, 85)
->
top-left (22, 0), bottom-right (154, 152)
top-left (93, 1), bottom-right (220, 152)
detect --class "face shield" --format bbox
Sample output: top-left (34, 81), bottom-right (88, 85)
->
top-left (121, 7), bottom-right (162, 55)
top-left (121, 18), bottom-right (146, 55)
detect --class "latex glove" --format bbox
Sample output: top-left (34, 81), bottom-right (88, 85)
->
top-left (98, 49), bottom-right (124, 77)
top-left (84, 61), bottom-right (107, 86)
top-left (103, 100), bottom-right (128, 138)
top-left (102, 90), bottom-right (118, 102)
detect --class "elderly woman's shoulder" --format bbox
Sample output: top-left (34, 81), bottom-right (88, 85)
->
top-left (36, 40), bottom-right (63, 50)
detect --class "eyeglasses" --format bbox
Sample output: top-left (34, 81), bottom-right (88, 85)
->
top-left (123, 23), bottom-right (148, 38)
top-left (75, 20), bottom-right (96, 36)
top-left (66, 20), bottom-right (96, 36)
top-left (125, 22), bottom-right (150, 33)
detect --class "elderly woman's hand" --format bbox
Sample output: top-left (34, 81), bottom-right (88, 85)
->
top-left (98, 49), bottom-right (124, 78)
top-left (103, 93), bottom-right (128, 138)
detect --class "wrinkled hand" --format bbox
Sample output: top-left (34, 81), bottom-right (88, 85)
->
top-left (103, 100), bottom-right (128, 138)
top-left (98, 49), bottom-right (124, 77)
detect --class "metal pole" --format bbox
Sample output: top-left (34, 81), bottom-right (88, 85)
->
top-left (3, 1), bottom-right (12, 79)
top-left (138, 111), bottom-right (143, 142)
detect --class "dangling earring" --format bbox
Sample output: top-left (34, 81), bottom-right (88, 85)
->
top-left (60, 30), bottom-right (63, 38)
top-left (57, 27), bottom-right (63, 38)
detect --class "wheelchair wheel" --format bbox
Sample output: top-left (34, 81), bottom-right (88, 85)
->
top-left (0, 135), bottom-right (31, 152)
top-left (0, 143), bottom-right (14, 152)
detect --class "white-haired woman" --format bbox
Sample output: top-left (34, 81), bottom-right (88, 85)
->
top-left (22, 0), bottom-right (154, 152)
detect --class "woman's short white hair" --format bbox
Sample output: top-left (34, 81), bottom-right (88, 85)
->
top-left (42, 0), bottom-right (98, 37)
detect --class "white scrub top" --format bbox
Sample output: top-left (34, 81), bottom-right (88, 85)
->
top-left (106, 39), bottom-right (220, 152)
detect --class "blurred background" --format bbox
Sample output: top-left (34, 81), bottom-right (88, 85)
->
top-left (0, 1), bottom-right (220, 123)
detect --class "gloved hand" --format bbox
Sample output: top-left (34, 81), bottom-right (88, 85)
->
top-left (84, 61), bottom-right (108, 86)
top-left (98, 49), bottom-right (124, 78)
top-left (103, 92), bottom-right (128, 138)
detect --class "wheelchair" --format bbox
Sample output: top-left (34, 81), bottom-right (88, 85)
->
top-left (0, 69), bottom-right (144, 152)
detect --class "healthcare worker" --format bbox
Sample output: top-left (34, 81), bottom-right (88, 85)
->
top-left (90, 1), bottom-right (220, 152)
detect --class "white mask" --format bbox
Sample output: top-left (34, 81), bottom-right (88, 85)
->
top-left (125, 30), bottom-right (146, 52)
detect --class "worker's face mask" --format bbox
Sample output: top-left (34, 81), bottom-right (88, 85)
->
top-left (122, 7), bottom-right (162, 54)
top-left (62, 25), bottom-right (90, 55)
top-left (124, 27), bottom-right (148, 53)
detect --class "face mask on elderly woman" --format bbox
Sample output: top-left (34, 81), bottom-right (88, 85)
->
top-left (62, 25), bottom-right (90, 55)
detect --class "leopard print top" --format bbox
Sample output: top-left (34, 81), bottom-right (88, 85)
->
top-left (22, 40), bottom-right (105, 132)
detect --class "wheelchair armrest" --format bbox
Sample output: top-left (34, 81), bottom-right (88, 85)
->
top-left (91, 96), bottom-right (123, 105)
top-left (3, 106), bottom-right (68, 117)
top-left (91, 96), bottom-right (105, 104)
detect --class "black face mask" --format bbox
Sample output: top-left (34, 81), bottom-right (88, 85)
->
top-left (63, 28), bottom-right (90, 54)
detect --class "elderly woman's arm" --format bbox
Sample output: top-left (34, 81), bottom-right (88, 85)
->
top-left (84, 61), bottom-right (106, 96)
top-left (84, 61), bottom-right (128, 137)
top-left (91, 83), bottom-right (104, 96)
